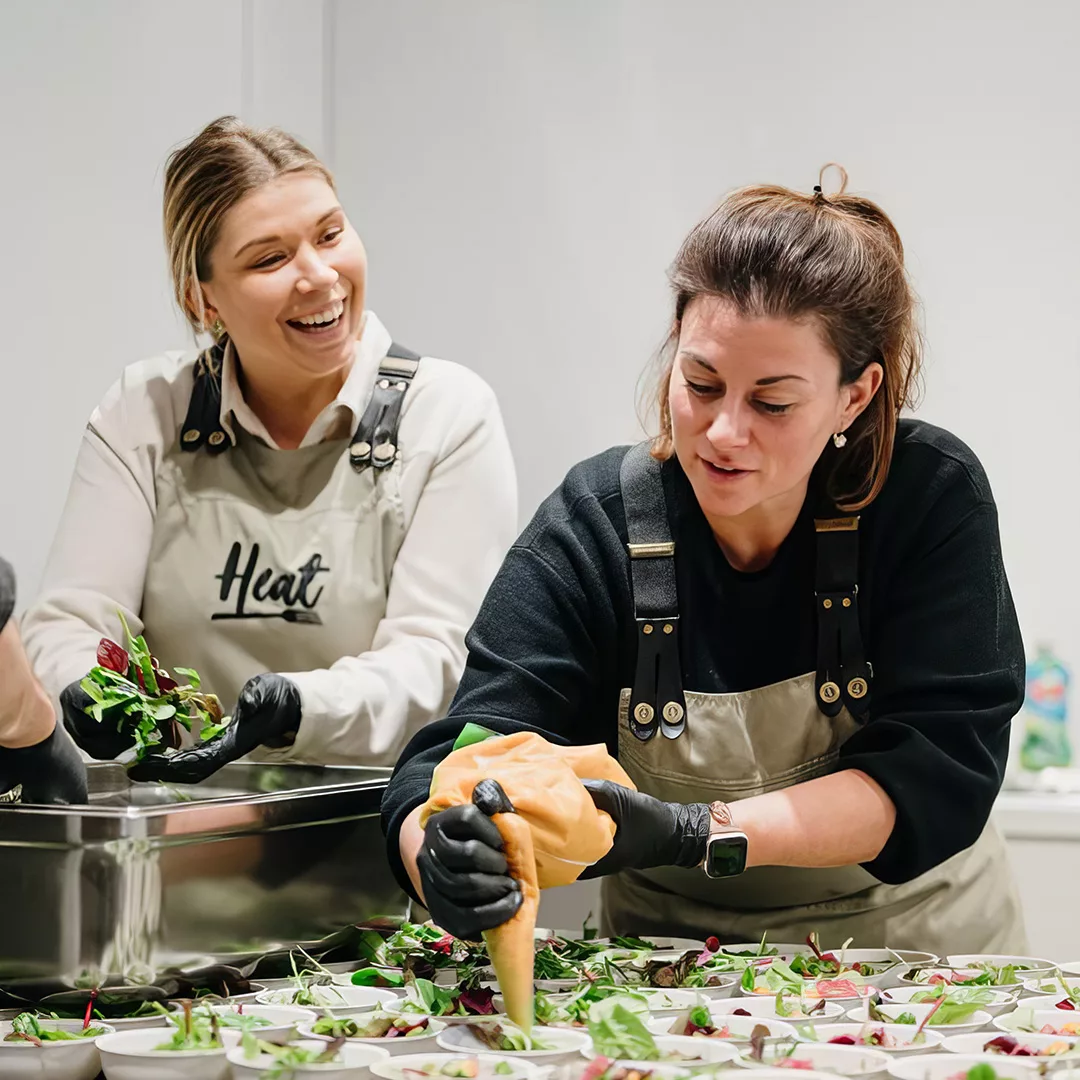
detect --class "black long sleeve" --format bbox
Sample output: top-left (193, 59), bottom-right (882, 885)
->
top-left (382, 421), bottom-right (1023, 898)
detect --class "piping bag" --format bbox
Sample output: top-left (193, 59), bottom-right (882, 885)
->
top-left (420, 728), bottom-right (635, 1031)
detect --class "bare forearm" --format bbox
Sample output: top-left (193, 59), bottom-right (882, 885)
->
top-left (728, 769), bottom-right (896, 870)
top-left (0, 621), bottom-right (56, 749)
top-left (400, 804), bottom-right (428, 903)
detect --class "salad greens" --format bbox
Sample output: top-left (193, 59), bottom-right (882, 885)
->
top-left (312, 1013), bottom-right (433, 1039)
top-left (586, 998), bottom-right (662, 1061)
top-left (394, 975), bottom-right (496, 1018)
top-left (154, 999), bottom-right (224, 1051)
top-left (242, 1032), bottom-right (345, 1079)
top-left (464, 1021), bottom-right (554, 1053)
top-left (357, 922), bottom-right (485, 972)
top-left (80, 616), bottom-right (229, 761)
top-left (3, 1013), bottom-right (109, 1044)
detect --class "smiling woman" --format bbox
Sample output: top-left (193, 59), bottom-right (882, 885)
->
top-left (384, 165), bottom-right (1027, 957)
top-left (21, 116), bottom-right (518, 778)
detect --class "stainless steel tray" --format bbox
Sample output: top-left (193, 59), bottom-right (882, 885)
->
top-left (0, 762), bottom-right (406, 987)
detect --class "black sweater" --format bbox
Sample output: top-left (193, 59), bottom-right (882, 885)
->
top-left (382, 420), bottom-right (1024, 898)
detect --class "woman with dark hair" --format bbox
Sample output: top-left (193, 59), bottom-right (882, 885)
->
top-left (380, 166), bottom-right (1026, 950)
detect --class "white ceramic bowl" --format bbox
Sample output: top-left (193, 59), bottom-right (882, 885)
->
top-left (803, 1023), bottom-right (944, 1056)
top-left (735, 1040), bottom-right (892, 1076)
top-left (300, 1015), bottom-right (447, 1056)
top-left (228, 1038), bottom-right (390, 1078)
top-left (718, 942), bottom-right (806, 959)
top-left (622, 988), bottom-right (703, 1015)
top-left (1023, 977), bottom-right (1080, 999)
top-left (172, 1002), bottom-right (317, 1042)
top-left (882, 985), bottom-right (1019, 1017)
top-left (88, 1013), bottom-right (171, 1032)
top-left (941, 1031), bottom-right (1080, 1058)
top-left (647, 1012), bottom-right (797, 1043)
top-left (256, 984), bottom-right (396, 1017)
top-left (369, 1051), bottom-right (540, 1080)
top-left (741, 979), bottom-right (879, 1002)
top-left (847, 1001), bottom-right (993, 1034)
top-left (96, 1027), bottom-right (239, 1080)
top-left (947, 955), bottom-right (1058, 980)
top-left (0, 1018), bottom-right (115, 1080)
top-left (437, 1022), bottom-right (589, 1064)
top-left (886, 1052), bottom-right (1043, 1080)
top-left (712, 996), bottom-right (846, 1023)
top-left (994, 1009), bottom-right (1080, 1036)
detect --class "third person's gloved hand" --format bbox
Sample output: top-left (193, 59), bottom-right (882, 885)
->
top-left (126, 673), bottom-right (301, 785)
top-left (416, 779), bottom-right (523, 940)
top-left (0, 727), bottom-right (88, 805)
top-left (579, 779), bottom-right (711, 879)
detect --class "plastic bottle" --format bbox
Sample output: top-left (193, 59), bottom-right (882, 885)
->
top-left (1019, 644), bottom-right (1072, 770)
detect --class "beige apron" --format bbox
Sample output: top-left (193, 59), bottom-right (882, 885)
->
top-left (601, 672), bottom-right (1028, 955)
top-left (138, 345), bottom-right (411, 753)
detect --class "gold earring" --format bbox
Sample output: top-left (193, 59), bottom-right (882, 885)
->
top-left (832, 431), bottom-right (848, 449)
top-left (210, 318), bottom-right (225, 339)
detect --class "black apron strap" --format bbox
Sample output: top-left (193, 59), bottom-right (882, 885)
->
top-left (179, 343), bottom-right (231, 454)
top-left (619, 443), bottom-right (687, 742)
top-left (349, 342), bottom-right (422, 472)
top-left (814, 512), bottom-right (871, 721)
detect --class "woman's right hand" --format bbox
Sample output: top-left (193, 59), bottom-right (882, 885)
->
top-left (60, 681), bottom-right (137, 760)
top-left (415, 790), bottom-right (523, 940)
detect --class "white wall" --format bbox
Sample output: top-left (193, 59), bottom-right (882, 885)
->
top-left (0, 0), bottom-right (331, 607)
top-left (330, 0), bottom-right (1080, 724)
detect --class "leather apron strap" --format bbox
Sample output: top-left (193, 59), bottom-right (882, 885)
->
top-left (620, 443), bottom-right (686, 741)
top-left (179, 340), bottom-right (422, 473)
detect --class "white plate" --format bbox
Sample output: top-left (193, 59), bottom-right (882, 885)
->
top-left (647, 1012), bottom-right (798, 1043)
top-left (735, 1040), bottom-right (892, 1076)
top-left (370, 1051), bottom-right (541, 1080)
top-left (847, 1001), bottom-right (993, 1034)
top-left (886, 1052), bottom-right (1043, 1080)
top-left (882, 986), bottom-right (1018, 1017)
top-left (95, 1027), bottom-right (239, 1080)
top-left (299, 1016), bottom-right (447, 1056)
top-left (228, 1038), bottom-right (390, 1078)
top-left (712, 996), bottom-right (846, 1022)
top-left (803, 1023), bottom-right (944, 1056)
top-left (741, 981), bottom-right (880, 1002)
top-left (897, 967), bottom-right (1027, 995)
top-left (436, 1022), bottom-right (589, 1064)
top-left (941, 1031), bottom-right (1080, 1058)
top-left (0, 1018), bottom-right (115, 1080)
top-left (994, 1009), bottom-right (1080, 1036)
top-left (947, 955), bottom-right (1058, 980)
top-left (1023, 977), bottom-right (1080, 1000)
top-left (256, 984), bottom-right (396, 1018)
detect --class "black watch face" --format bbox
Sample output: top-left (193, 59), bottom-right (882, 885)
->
top-left (704, 834), bottom-right (748, 879)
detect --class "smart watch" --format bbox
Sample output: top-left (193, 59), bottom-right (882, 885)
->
top-left (703, 829), bottom-right (750, 878)
top-left (702, 800), bottom-right (749, 879)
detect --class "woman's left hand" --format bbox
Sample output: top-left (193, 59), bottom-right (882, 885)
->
top-left (579, 779), bottom-right (712, 878)
top-left (127, 673), bottom-right (301, 784)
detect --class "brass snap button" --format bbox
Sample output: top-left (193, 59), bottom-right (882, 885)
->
top-left (842, 597), bottom-right (851, 608)
top-left (207, 431), bottom-right (226, 447)
top-left (822, 598), bottom-right (833, 609)
top-left (662, 702), bottom-right (684, 725)
top-left (372, 443), bottom-right (396, 463)
top-left (634, 702), bottom-right (655, 725)
top-left (642, 623), bottom-right (654, 635)
top-left (848, 677), bottom-right (868, 699)
top-left (662, 624), bottom-right (673, 634)
top-left (819, 681), bottom-right (840, 704)
top-left (182, 429), bottom-right (200, 443)
top-left (351, 440), bottom-right (372, 459)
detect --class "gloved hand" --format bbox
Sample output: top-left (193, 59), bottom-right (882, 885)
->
top-left (579, 779), bottom-right (711, 879)
top-left (0, 727), bottom-right (88, 805)
top-left (61, 681), bottom-right (137, 760)
top-left (416, 779), bottom-right (523, 940)
top-left (126, 673), bottom-right (301, 785)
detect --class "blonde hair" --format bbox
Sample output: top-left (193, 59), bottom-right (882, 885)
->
top-left (163, 116), bottom-right (335, 335)
top-left (649, 164), bottom-right (922, 511)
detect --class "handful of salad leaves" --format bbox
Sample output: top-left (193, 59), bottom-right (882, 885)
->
top-left (80, 615), bottom-right (230, 762)
top-left (155, 1000), bottom-right (224, 1051)
top-left (393, 974), bottom-right (497, 1018)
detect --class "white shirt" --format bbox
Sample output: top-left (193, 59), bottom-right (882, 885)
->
top-left (21, 313), bottom-right (519, 765)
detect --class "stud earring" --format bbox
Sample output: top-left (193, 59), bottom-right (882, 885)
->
top-left (210, 318), bottom-right (225, 339)
top-left (832, 431), bottom-right (847, 449)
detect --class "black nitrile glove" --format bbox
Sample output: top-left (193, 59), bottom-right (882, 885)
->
top-left (61, 681), bottom-right (136, 760)
top-left (127, 673), bottom-right (301, 785)
top-left (579, 779), bottom-right (711, 879)
top-left (416, 779), bottom-right (523, 940)
top-left (0, 728), bottom-right (88, 805)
